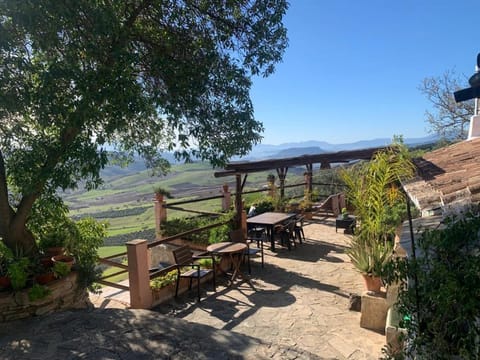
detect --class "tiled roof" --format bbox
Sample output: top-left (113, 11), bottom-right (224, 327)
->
top-left (403, 137), bottom-right (480, 215)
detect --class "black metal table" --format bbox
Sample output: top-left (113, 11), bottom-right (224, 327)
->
top-left (335, 215), bottom-right (356, 234)
top-left (246, 212), bottom-right (296, 251)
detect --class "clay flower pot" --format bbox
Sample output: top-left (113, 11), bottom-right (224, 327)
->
top-left (362, 274), bottom-right (382, 293)
top-left (40, 256), bottom-right (54, 269)
top-left (52, 254), bottom-right (75, 270)
top-left (0, 275), bottom-right (11, 289)
top-left (35, 272), bottom-right (56, 285)
top-left (46, 246), bottom-right (65, 257)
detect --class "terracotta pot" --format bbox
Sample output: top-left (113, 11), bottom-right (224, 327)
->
top-left (303, 211), bottom-right (313, 220)
top-left (52, 255), bottom-right (75, 270)
top-left (35, 272), bottom-right (55, 285)
top-left (40, 256), bottom-right (54, 268)
top-left (46, 247), bottom-right (65, 257)
top-left (0, 275), bottom-right (11, 289)
top-left (362, 274), bottom-right (382, 292)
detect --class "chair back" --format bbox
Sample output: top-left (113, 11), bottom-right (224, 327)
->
top-left (229, 229), bottom-right (245, 244)
top-left (172, 245), bottom-right (193, 266)
top-left (295, 215), bottom-right (304, 226)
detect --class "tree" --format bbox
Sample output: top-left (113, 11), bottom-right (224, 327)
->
top-left (0, 1), bottom-right (289, 256)
top-left (419, 70), bottom-right (474, 141)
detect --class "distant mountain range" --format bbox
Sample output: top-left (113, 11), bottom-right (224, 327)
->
top-left (241, 135), bottom-right (439, 160)
top-left (100, 135), bottom-right (439, 176)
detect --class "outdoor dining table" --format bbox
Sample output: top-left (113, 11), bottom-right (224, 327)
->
top-left (246, 212), bottom-right (297, 252)
top-left (206, 242), bottom-right (248, 286)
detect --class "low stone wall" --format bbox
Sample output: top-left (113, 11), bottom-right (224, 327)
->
top-left (0, 272), bottom-right (92, 323)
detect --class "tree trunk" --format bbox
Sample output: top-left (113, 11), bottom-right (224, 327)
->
top-left (3, 222), bottom-right (38, 257)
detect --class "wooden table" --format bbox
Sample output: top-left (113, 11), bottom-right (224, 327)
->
top-left (206, 242), bottom-right (247, 285)
top-left (246, 212), bottom-right (296, 251)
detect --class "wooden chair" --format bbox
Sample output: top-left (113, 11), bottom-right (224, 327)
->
top-left (229, 229), bottom-right (262, 273)
top-left (172, 245), bottom-right (216, 302)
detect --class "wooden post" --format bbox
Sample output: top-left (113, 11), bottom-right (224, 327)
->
top-left (127, 239), bottom-right (152, 309)
top-left (154, 194), bottom-right (167, 239)
top-left (221, 184), bottom-right (231, 211)
top-left (304, 163), bottom-right (313, 195)
top-left (277, 167), bottom-right (288, 200)
top-left (235, 174), bottom-right (243, 229)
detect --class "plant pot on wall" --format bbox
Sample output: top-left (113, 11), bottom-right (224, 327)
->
top-left (35, 271), bottom-right (56, 285)
top-left (52, 255), bottom-right (75, 271)
top-left (0, 275), bottom-right (11, 289)
top-left (362, 274), bottom-right (382, 293)
top-left (46, 247), bottom-right (65, 257)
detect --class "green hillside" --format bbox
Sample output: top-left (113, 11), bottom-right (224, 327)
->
top-left (64, 161), bottom-right (307, 246)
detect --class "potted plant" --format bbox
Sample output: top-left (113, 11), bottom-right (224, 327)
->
top-left (34, 257), bottom-right (56, 285)
top-left (38, 233), bottom-right (65, 257)
top-left (0, 242), bottom-right (13, 289)
top-left (341, 207), bottom-right (349, 219)
top-left (28, 283), bottom-right (51, 301)
top-left (52, 254), bottom-right (75, 271)
top-left (53, 260), bottom-right (71, 279)
top-left (38, 219), bottom-right (78, 257)
top-left (7, 256), bottom-right (31, 291)
top-left (150, 268), bottom-right (179, 302)
top-left (299, 193), bottom-right (314, 219)
top-left (153, 185), bottom-right (173, 202)
top-left (347, 237), bottom-right (393, 292)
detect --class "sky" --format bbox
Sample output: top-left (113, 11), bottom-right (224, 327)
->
top-left (250, 0), bottom-right (479, 145)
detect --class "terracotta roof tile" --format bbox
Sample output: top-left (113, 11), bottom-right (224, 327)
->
top-left (404, 137), bottom-right (480, 214)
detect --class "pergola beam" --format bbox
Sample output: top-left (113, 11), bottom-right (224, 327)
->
top-left (214, 146), bottom-right (387, 177)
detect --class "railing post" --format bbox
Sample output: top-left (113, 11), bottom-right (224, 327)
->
top-left (154, 194), bottom-right (167, 239)
top-left (339, 192), bottom-right (346, 210)
top-left (221, 184), bottom-right (231, 211)
top-left (241, 209), bottom-right (247, 237)
top-left (332, 194), bottom-right (340, 216)
top-left (127, 239), bottom-right (152, 309)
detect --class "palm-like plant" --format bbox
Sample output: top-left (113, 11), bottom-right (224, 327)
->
top-left (341, 144), bottom-right (415, 277)
top-left (341, 144), bottom-right (415, 245)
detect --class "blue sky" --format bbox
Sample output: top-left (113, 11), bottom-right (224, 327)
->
top-left (250, 0), bottom-right (479, 145)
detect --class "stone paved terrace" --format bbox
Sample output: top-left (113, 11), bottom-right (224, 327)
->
top-left (0, 216), bottom-right (386, 359)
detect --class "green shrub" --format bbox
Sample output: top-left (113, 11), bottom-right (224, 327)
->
top-left (160, 212), bottom-right (235, 245)
top-left (53, 261), bottom-right (71, 278)
top-left (383, 210), bottom-right (480, 358)
top-left (28, 284), bottom-right (51, 301)
top-left (7, 257), bottom-right (30, 290)
top-left (196, 258), bottom-right (213, 269)
top-left (254, 198), bottom-right (275, 214)
top-left (71, 218), bottom-right (108, 293)
top-left (0, 241), bottom-right (13, 277)
top-left (150, 269), bottom-right (178, 290)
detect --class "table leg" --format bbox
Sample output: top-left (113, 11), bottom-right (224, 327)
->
top-left (269, 225), bottom-right (276, 252)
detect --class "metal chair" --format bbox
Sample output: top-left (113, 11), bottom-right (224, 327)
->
top-left (274, 220), bottom-right (296, 250)
top-left (246, 226), bottom-right (266, 269)
top-left (172, 245), bottom-right (216, 302)
top-left (294, 215), bottom-right (305, 244)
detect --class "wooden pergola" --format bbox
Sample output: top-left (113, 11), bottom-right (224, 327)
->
top-left (214, 146), bottom-right (388, 224)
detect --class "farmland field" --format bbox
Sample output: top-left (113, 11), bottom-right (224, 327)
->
top-left (64, 161), bottom-right (307, 247)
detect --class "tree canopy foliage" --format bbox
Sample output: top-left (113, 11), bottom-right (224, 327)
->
top-left (419, 70), bottom-right (474, 141)
top-left (0, 0), bottom-right (288, 254)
